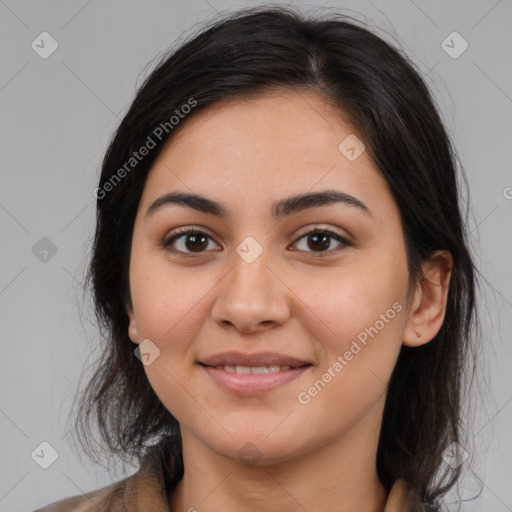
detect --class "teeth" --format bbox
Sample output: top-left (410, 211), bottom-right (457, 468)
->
top-left (219, 365), bottom-right (292, 374)
top-left (250, 366), bottom-right (269, 374)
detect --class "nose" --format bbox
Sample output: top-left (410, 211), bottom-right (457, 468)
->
top-left (210, 250), bottom-right (291, 334)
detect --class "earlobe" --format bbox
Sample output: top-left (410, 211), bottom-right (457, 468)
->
top-left (126, 304), bottom-right (140, 344)
top-left (403, 250), bottom-right (453, 347)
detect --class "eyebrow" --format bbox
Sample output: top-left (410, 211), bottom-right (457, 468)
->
top-left (146, 189), bottom-right (372, 219)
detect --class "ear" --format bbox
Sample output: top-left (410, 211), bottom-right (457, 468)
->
top-left (403, 250), bottom-right (453, 347)
top-left (126, 302), bottom-right (141, 344)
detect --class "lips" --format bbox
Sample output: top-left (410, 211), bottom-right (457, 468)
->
top-left (199, 351), bottom-right (312, 369)
top-left (198, 351), bottom-right (313, 396)
top-left (199, 364), bottom-right (312, 395)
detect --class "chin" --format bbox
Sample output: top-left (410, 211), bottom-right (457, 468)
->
top-left (203, 430), bottom-right (308, 468)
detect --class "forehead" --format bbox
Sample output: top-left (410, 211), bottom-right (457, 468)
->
top-left (140, 90), bottom-right (395, 223)
top-left (164, 89), bottom-right (358, 164)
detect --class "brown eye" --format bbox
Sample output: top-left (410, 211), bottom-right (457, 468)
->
top-left (163, 230), bottom-right (217, 255)
top-left (291, 229), bottom-right (350, 255)
top-left (182, 232), bottom-right (209, 252)
top-left (306, 232), bottom-right (332, 252)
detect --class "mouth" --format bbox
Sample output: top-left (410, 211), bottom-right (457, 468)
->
top-left (199, 362), bottom-right (311, 373)
top-left (198, 362), bottom-right (313, 395)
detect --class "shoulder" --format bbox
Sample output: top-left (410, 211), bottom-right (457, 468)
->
top-left (32, 476), bottom-right (129, 512)
top-left (32, 437), bottom-right (182, 512)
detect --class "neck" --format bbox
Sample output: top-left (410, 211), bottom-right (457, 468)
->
top-left (169, 406), bottom-right (388, 512)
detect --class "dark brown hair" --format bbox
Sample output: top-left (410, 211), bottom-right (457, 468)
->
top-left (68, 5), bottom-right (480, 510)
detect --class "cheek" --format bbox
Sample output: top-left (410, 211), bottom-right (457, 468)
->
top-left (294, 271), bottom-right (405, 434)
top-left (303, 258), bottom-right (407, 349)
top-left (129, 261), bottom-right (211, 417)
top-left (296, 254), bottom-right (408, 413)
top-left (129, 252), bottom-right (210, 341)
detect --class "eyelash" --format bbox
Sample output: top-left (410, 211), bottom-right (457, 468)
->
top-left (162, 226), bottom-right (351, 258)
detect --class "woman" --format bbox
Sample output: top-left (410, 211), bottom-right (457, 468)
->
top-left (35, 5), bottom-right (478, 511)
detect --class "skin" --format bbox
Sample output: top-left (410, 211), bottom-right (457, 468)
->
top-left (126, 89), bottom-right (453, 512)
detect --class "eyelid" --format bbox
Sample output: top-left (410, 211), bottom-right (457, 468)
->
top-left (292, 224), bottom-right (351, 243)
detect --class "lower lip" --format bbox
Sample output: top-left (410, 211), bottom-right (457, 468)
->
top-left (199, 364), bottom-right (312, 396)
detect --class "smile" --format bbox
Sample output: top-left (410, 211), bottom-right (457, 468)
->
top-left (199, 363), bottom-right (312, 395)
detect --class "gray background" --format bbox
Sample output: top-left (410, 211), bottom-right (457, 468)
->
top-left (0, 1), bottom-right (511, 511)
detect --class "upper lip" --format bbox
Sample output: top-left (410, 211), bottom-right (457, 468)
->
top-left (199, 351), bottom-right (313, 368)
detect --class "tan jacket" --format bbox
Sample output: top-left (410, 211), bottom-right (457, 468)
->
top-left (33, 441), bottom-right (429, 512)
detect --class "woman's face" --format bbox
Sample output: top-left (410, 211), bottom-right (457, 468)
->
top-left (126, 89), bottom-right (417, 464)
